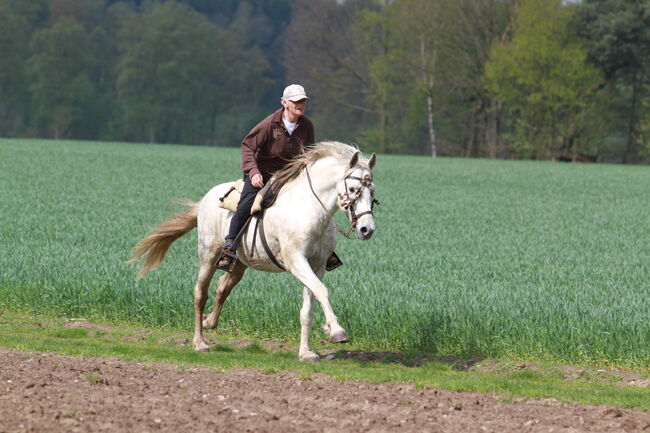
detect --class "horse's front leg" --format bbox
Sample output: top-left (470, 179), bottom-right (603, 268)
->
top-left (290, 256), bottom-right (348, 354)
top-left (299, 278), bottom-right (319, 362)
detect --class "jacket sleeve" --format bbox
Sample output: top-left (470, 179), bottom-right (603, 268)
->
top-left (303, 117), bottom-right (315, 149)
top-left (306, 121), bottom-right (315, 146)
top-left (240, 123), bottom-right (268, 179)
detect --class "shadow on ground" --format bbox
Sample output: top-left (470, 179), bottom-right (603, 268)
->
top-left (322, 349), bottom-right (484, 370)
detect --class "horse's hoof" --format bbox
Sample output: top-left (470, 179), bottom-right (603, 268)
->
top-left (299, 352), bottom-right (320, 363)
top-left (193, 341), bottom-right (210, 352)
top-left (329, 330), bottom-right (348, 344)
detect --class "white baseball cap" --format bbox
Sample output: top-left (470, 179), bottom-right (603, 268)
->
top-left (282, 84), bottom-right (310, 102)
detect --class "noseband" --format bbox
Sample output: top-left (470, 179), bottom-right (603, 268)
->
top-left (305, 166), bottom-right (379, 239)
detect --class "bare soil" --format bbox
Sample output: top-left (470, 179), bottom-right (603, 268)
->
top-left (1, 348), bottom-right (649, 433)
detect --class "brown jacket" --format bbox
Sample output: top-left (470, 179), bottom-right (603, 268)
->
top-left (241, 108), bottom-right (315, 181)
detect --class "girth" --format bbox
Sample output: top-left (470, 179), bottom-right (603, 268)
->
top-left (249, 210), bottom-right (286, 271)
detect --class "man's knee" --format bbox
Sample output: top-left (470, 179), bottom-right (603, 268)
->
top-left (239, 181), bottom-right (260, 206)
top-left (235, 193), bottom-right (256, 214)
top-left (240, 191), bottom-right (257, 206)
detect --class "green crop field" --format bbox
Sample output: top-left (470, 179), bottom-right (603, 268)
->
top-left (1, 138), bottom-right (649, 367)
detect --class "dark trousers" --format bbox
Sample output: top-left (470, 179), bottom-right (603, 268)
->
top-left (226, 175), bottom-right (261, 245)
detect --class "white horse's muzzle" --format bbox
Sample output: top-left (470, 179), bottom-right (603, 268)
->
top-left (355, 215), bottom-right (375, 240)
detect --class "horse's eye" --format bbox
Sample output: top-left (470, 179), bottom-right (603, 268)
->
top-left (349, 187), bottom-right (356, 193)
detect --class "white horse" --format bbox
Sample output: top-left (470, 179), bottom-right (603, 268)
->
top-left (128, 141), bottom-right (377, 362)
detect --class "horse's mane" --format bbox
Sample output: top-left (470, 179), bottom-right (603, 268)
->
top-left (272, 141), bottom-right (363, 187)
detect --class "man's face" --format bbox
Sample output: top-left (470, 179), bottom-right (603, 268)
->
top-left (283, 99), bottom-right (308, 119)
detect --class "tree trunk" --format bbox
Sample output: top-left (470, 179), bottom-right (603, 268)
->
top-left (420, 37), bottom-right (436, 157)
top-left (485, 100), bottom-right (499, 159)
top-left (426, 91), bottom-right (436, 157)
top-left (209, 104), bottom-right (217, 146)
top-left (466, 106), bottom-right (478, 157)
top-left (379, 103), bottom-right (387, 153)
top-left (624, 71), bottom-right (639, 164)
top-left (564, 110), bottom-right (577, 155)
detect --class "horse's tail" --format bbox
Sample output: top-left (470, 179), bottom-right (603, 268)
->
top-left (127, 199), bottom-right (199, 278)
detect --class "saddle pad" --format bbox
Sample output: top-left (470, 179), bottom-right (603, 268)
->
top-left (218, 179), bottom-right (269, 215)
top-left (218, 179), bottom-right (245, 212)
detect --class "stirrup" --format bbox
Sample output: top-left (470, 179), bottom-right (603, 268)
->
top-left (216, 247), bottom-right (237, 272)
top-left (326, 251), bottom-right (343, 271)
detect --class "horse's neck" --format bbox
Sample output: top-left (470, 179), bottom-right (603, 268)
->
top-left (279, 158), bottom-right (342, 220)
top-left (307, 158), bottom-right (344, 214)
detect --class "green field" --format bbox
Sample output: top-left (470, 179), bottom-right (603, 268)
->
top-left (1, 138), bottom-right (649, 367)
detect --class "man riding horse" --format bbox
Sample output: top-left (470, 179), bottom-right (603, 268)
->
top-left (216, 84), bottom-right (342, 272)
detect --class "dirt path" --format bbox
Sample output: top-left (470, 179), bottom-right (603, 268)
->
top-left (0, 348), bottom-right (648, 433)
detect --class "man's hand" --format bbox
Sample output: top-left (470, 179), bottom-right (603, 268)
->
top-left (251, 173), bottom-right (264, 188)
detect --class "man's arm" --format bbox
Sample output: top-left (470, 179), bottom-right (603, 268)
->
top-left (241, 124), bottom-right (267, 183)
top-left (304, 117), bottom-right (315, 148)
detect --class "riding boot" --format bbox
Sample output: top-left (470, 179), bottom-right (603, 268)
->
top-left (326, 251), bottom-right (343, 271)
top-left (216, 244), bottom-right (238, 272)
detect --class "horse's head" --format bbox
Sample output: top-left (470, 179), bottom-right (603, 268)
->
top-left (337, 151), bottom-right (378, 240)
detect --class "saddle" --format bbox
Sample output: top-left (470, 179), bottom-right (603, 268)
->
top-left (218, 179), bottom-right (281, 214)
top-left (217, 178), bottom-right (285, 270)
top-left (216, 176), bottom-right (342, 272)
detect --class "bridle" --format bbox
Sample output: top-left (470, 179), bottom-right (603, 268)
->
top-left (340, 171), bottom-right (379, 222)
top-left (305, 165), bottom-right (379, 239)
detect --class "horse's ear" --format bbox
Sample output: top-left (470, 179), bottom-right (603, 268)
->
top-left (349, 151), bottom-right (359, 168)
top-left (368, 153), bottom-right (376, 170)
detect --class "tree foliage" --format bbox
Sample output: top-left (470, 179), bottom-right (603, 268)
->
top-left (114, 1), bottom-right (270, 144)
top-left (485, 0), bottom-right (602, 159)
top-left (29, 17), bottom-right (101, 139)
top-left (0, 0), bottom-right (648, 163)
top-left (440, 0), bottom-right (514, 158)
top-left (574, 0), bottom-right (650, 162)
top-left (0, 0), bottom-right (49, 134)
top-left (283, 0), bottom-right (375, 145)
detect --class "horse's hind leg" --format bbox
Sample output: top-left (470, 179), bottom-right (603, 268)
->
top-left (193, 260), bottom-right (217, 352)
top-left (202, 261), bottom-right (246, 330)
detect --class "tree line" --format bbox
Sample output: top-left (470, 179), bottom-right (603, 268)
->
top-left (1, 0), bottom-right (648, 163)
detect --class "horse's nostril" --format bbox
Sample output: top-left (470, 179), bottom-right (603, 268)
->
top-left (360, 226), bottom-right (368, 234)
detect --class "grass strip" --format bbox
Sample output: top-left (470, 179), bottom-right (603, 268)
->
top-left (0, 312), bottom-right (647, 410)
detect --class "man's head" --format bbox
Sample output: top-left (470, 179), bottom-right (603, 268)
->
top-left (281, 84), bottom-right (310, 103)
top-left (281, 84), bottom-right (309, 121)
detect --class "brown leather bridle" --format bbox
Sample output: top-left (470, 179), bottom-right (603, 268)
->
top-left (306, 166), bottom-right (379, 239)
top-left (340, 173), bottom-right (379, 222)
